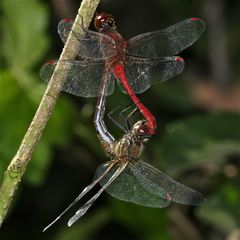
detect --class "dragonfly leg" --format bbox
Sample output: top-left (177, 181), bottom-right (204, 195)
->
top-left (133, 100), bottom-right (156, 134)
top-left (119, 105), bottom-right (138, 131)
top-left (107, 101), bottom-right (132, 132)
top-left (107, 102), bottom-right (140, 132)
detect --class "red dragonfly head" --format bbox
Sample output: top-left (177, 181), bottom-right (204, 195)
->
top-left (94, 12), bottom-right (116, 33)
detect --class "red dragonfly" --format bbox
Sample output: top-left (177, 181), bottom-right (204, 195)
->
top-left (40, 13), bottom-right (205, 134)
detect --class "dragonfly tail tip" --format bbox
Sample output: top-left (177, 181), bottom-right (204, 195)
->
top-left (191, 17), bottom-right (202, 21)
top-left (176, 56), bottom-right (184, 62)
top-left (63, 18), bottom-right (73, 23)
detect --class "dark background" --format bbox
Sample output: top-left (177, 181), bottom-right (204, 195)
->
top-left (0, 0), bottom-right (240, 239)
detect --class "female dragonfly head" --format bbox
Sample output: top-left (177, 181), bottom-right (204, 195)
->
top-left (131, 120), bottom-right (152, 143)
top-left (94, 12), bottom-right (116, 33)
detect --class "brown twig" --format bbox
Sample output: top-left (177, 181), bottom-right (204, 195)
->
top-left (0, 0), bottom-right (101, 226)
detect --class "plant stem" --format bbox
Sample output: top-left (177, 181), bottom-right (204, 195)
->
top-left (0, 0), bottom-right (101, 226)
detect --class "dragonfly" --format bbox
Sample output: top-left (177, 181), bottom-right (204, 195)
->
top-left (43, 78), bottom-right (205, 231)
top-left (40, 12), bottom-right (205, 134)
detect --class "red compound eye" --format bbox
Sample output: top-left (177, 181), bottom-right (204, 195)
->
top-left (94, 12), bottom-right (115, 30)
top-left (138, 121), bottom-right (150, 135)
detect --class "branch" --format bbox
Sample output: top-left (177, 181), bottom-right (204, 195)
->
top-left (0, 0), bottom-right (101, 226)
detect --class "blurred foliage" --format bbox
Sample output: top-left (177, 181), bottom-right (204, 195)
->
top-left (157, 113), bottom-right (240, 175)
top-left (152, 81), bottom-right (196, 113)
top-left (197, 182), bottom-right (240, 233)
top-left (109, 199), bottom-right (170, 240)
top-left (0, 0), bottom-right (240, 240)
top-left (56, 208), bottom-right (111, 240)
top-left (1, 0), bottom-right (48, 71)
top-left (0, 0), bottom-right (77, 186)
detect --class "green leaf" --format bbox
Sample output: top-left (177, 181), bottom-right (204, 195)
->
top-left (0, 71), bottom-right (76, 185)
top-left (1, 0), bottom-right (49, 70)
top-left (156, 113), bottom-right (240, 175)
top-left (110, 198), bottom-right (170, 240)
top-left (0, 0), bottom-right (78, 186)
top-left (197, 182), bottom-right (240, 232)
top-left (151, 80), bottom-right (195, 113)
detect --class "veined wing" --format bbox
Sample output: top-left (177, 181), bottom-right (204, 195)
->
top-left (117, 56), bottom-right (184, 94)
top-left (130, 161), bottom-right (206, 206)
top-left (68, 161), bottom-right (128, 226)
top-left (39, 60), bottom-right (115, 97)
top-left (96, 163), bottom-right (171, 208)
top-left (127, 18), bottom-right (205, 58)
top-left (58, 19), bottom-right (117, 59)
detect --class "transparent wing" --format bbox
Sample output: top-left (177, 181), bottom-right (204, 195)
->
top-left (130, 161), bottom-right (206, 206)
top-left (96, 163), bottom-right (171, 208)
top-left (58, 19), bottom-right (117, 59)
top-left (39, 60), bottom-right (115, 97)
top-left (127, 18), bottom-right (205, 58)
top-left (117, 56), bottom-right (184, 94)
top-left (68, 161), bottom-right (128, 226)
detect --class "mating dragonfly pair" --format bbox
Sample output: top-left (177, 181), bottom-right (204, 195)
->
top-left (41, 12), bottom-right (206, 231)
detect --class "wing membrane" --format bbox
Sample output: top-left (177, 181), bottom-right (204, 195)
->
top-left (58, 19), bottom-right (117, 59)
top-left (68, 161), bottom-right (128, 226)
top-left (39, 60), bottom-right (115, 97)
top-left (127, 18), bottom-right (205, 58)
top-left (96, 163), bottom-right (170, 208)
top-left (117, 56), bottom-right (184, 94)
top-left (130, 161), bottom-right (206, 206)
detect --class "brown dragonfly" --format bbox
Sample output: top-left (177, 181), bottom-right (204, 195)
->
top-left (43, 80), bottom-right (205, 231)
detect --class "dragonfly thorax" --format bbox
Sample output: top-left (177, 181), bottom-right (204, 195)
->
top-left (106, 31), bottom-right (127, 64)
top-left (112, 120), bottom-right (150, 161)
top-left (113, 136), bottom-right (144, 162)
